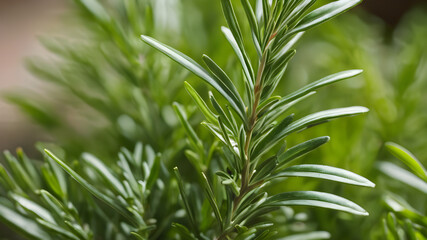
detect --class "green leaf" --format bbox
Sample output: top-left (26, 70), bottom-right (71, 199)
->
top-left (201, 172), bottom-right (223, 230)
top-left (383, 194), bottom-right (427, 226)
top-left (82, 153), bottom-right (126, 196)
top-left (277, 136), bottom-right (330, 167)
top-left (77, 0), bottom-right (111, 23)
top-left (202, 54), bottom-right (242, 105)
top-left (274, 164), bottom-right (375, 187)
top-left (140, 35), bottom-right (246, 123)
top-left (251, 114), bottom-right (294, 159)
top-left (221, 0), bottom-right (243, 44)
top-left (235, 228), bottom-right (256, 240)
top-left (38, 190), bottom-right (65, 218)
top-left (0, 164), bottom-right (21, 193)
top-left (44, 151), bottom-right (67, 199)
top-left (0, 203), bottom-right (50, 240)
top-left (11, 194), bottom-right (55, 223)
top-left (385, 142), bottom-right (427, 182)
top-left (44, 149), bottom-right (137, 225)
top-left (16, 148), bottom-right (40, 187)
top-left (171, 223), bottom-right (198, 240)
top-left (146, 153), bottom-right (161, 190)
top-left (289, 0), bottom-right (362, 35)
top-left (217, 116), bottom-right (234, 152)
top-left (173, 102), bottom-right (204, 153)
top-left (379, 162), bottom-right (427, 194)
top-left (252, 156), bottom-right (278, 182)
top-left (240, 0), bottom-right (260, 45)
top-left (286, 0), bottom-right (318, 26)
top-left (184, 81), bottom-right (218, 123)
top-left (260, 91), bottom-right (316, 128)
top-left (64, 220), bottom-right (89, 240)
top-left (264, 191), bottom-right (368, 215)
top-left (202, 122), bottom-right (228, 146)
top-left (262, 50), bottom-right (296, 99)
top-left (279, 231), bottom-right (331, 240)
top-left (40, 165), bottom-right (63, 199)
top-left (173, 167), bottom-right (198, 233)
top-left (3, 151), bottom-right (37, 191)
top-left (257, 96), bottom-right (281, 115)
top-left (272, 32), bottom-right (304, 62)
top-left (36, 219), bottom-right (80, 240)
top-left (221, 27), bottom-right (255, 87)
top-left (210, 92), bottom-right (238, 135)
top-left (281, 70), bottom-right (363, 104)
top-left (285, 106), bottom-right (369, 134)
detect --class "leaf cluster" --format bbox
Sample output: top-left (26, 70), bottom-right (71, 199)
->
top-left (0, 142), bottom-right (180, 240)
top-left (379, 142), bottom-right (427, 239)
top-left (0, 0), bottom-right (382, 239)
top-left (141, 0), bottom-right (374, 239)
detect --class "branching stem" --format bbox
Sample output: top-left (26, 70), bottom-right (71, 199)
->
top-left (219, 31), bottom-right (277, 240)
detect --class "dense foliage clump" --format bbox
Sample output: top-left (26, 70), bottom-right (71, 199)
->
top-left (1, 0), bottom-right (427, 239)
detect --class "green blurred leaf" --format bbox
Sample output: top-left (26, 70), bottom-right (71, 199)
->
top-left (173, 167), bottom-right (198, 233)
top-left (379, 162), bottom-right (427, 194)
top-left (279, 231), bottom-right (331, 240)
top-left (385, 142), bottom-right (427, 182)
top-left (0, 202), bottom-right (50, 240)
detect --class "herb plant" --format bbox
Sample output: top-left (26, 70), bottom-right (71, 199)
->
top-left (141, 0), bottom-right (374, 238)
top-left (0, 0), bottom-right (378, 239)
top-left (278, 8), bottom-right (427, 239)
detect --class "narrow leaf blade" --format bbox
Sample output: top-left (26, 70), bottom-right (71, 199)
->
top-left (275, 164), bottom-right (375, 187)
top-left (44, 149), bottom-right (136, 225)
top-left (385, 142), bottom-right (427, 181)
top-left (290, 0), bottom-right (362, 35)
top-left (141, 35), bottom-right (246, 122)
top-left (265, 191), bottom-right (368, 215)
top-left (282, 70), bottom-right (363, 104)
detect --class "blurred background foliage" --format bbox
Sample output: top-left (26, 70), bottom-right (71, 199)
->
top-left (1, 0), bottom-right (427, 239)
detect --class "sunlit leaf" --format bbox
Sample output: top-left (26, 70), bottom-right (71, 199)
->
top-left (264, 191), bottom-right (368, 215)
top-left (274, 164), bottom-right (375, 187)
top-left (385, 142), bottom-right (427, 182)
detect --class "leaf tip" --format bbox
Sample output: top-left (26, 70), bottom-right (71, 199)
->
top-left (354, 69), bottom-right (364, 75)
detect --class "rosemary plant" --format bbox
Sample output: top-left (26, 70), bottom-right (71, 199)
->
top-left (0, 0), bottom-right (379, 239)
top-left (0, 143), bottom-right (177, 239)
top-left (141, 0), bottom-right (374, 239)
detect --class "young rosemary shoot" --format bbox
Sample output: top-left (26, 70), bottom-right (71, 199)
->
top-left (142, 0), bottom-right (374, 239)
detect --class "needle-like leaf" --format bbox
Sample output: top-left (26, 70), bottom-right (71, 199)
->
top-left (281, 70), bottom-right (363, 105)
top-left (385, 142), bottom-right (427, 182)
top-left (0, 203), bottom-right (50, 240)
top-left (173, 167), bottom-right (198, 233)
top-left (289, 0), bottom-right (362, 35)
top-left (273, 164), bottom-right (375, 187)
top-left (141, 35), bottom-right (246, 123)
top-left (44, 149), bottom-right (136, 225)
top-left (264, 191), bottom-right (368, 216)
top-left (184, 81), bottom-right (218, 123)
